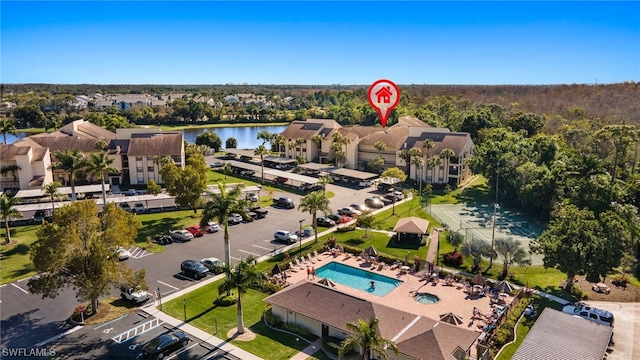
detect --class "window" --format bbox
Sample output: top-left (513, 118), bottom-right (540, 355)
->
top-left (148, 167), bottom-right (154, 173)
top-left (137, 167), bottom-right (143, 173)
top-left (137, 177), bottom-right (144, 184)
top-left (147, 156), bottom-right (154, 162)
top-left (135, 156), bottom-right (143, 162)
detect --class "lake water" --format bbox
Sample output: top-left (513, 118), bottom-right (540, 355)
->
top-left (4, 124), bottom-right (288, 149)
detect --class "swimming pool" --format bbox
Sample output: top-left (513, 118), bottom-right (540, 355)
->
top-left (414, 292), bottom-right (440, 304)
top-left (315, 262), bottom-right (402, 296)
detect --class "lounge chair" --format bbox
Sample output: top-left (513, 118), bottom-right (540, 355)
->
top-left (377, 263), bottom-right (385, 271)
top-left (288, 262), bottom-right (298, 272)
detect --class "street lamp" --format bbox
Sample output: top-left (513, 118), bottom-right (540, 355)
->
top-left (489, 161), bottom-right (500, 268)
top-left (299, 219), bottom-right (305, 254)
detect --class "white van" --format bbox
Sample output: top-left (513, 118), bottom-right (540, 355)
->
top-left (562, 303), bottom-right (614, 327)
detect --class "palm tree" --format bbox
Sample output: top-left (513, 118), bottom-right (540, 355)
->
top-left (461, 238), bottom-right (493, 273)
top-left (331, 132), bottom-right (351, 168)
top-left (422, 138), bottom-right (434, 157)
top-left (85, 151), bottom-right (119, 206)
top-left (51, 149), bottom-right (87, 201)
top-left (43, 181), bottom-right (62, 216)
top-left (218, 255), bottom-right (266, 335)
top-left (338, 317), bottom-right (398, 360)
top-left (426, 155), bottom-right (440, 183)
top-left (254, 145), bottom-right (269, 184)
top-left (273, 134), bottom-right (286, 154)
top-left (287, 140), bottom-right (296, 159)
top-left (439, 148), bottom-right (455, 183)
top-left (374, 141), bottom-right (387, 156)
top-left (200, 182), bottom-right (248, 291)
top-left (1, 165), bottom-right (21, 186)
top-left (0, 117), bottom-right (17, 144)
top-left (1, 194), bottom-right (23, 244)
top-left (295, 138), bottom-right (305, 159)
top-left (221, 162), bottom-right (232, 181)
top-left (256, 130), bottom-right (273, 146)
top-left (494, 237), bottom-right (531, 278)
top-left (298, 190), bottom-right (331, 243)
top-left (318, 175), bottom-right (333, 194)
top-left (403, 147), bottom-right (422, 178)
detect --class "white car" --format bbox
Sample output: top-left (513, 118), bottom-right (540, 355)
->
top-left (205, 221), bottom-right (221, 233)
top-left (228, 213), bottom-right (243, 224)
top-left (274, 230), bottom-right (299, 244)
top-left (116, 247), bottom-right (131, 260)
top-left (169, 229), bottom-right (194, 242)
top-left (246, 192), bottom-right (259, 202)
top-left (562, 303), bottom-right (614, 327)
top-left (200, 257), bottom-right (225, 274)
top-left (120, 287), bottom-right (150, 304)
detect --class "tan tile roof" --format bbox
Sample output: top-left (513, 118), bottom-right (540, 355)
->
top-left (0, 141), bottom-right (47, 162)
top-left (265, 281), bottom-right (479, 359)
top-left (29, 136), bottom-right (102, 153)
top-left (394, 116), bottom-right (428, 128)
top-left (415, 133), bottom-right (473, 157)
top-left (393, 217), bottom-right (430, 234)
top-left (358, 126), bottom-right (411, 150)
top-left (281, 121), bottom-right (324, 140)
top-left (127, 132), bottom-right (183, 156)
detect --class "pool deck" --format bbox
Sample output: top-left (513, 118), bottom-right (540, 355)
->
top-left (285, 251), bottom-right (514, 329)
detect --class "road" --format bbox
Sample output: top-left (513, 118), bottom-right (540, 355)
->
top-left (0, 182), bottom-right (382, 357)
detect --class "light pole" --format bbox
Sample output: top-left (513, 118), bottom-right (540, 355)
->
top-left (299, 219), bottom-right (305, 254)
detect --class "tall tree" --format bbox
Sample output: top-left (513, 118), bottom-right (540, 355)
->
top-left (28, 201), bottom-right (142, 315)
top-left (447, 231), bottom-right (464, 252)
top-left (494, 237), bottom-right (531, 278)
top-left (338, 317), bottom-right (398, 360)
top-left (85, 151), bottom-right (119, 207)
top-left (226, 137), bottom-right (238, 149)
top-left (218, 255), bottom-right (266, 335)
top-left (221, 162), bottom-right (232, 181)
top-left (422, 138), bottom-right (434, 157)
top-left (374, 141), bottom-right (387, 157)
top-left (254, 145), bottom-right (269, 184)
top-left (195, 131), bottom-right (223, 152)
top-left (318, 174), bottom-right (333, 193)
top-left (1, 194), bottom-right (23, 244)
top-left (51, 149), bottom-right (87, 201)
top-left (256, 130), bottom-right (274, 146)
top-left (298, 190), bottom-right (332, 243)
top-left (0, 117), bottom-right (17, 144)
top-left (200, 182), bottom-right (248, 290)
top-left (331, 132), bottom-right (351, 168)
top-left (439, 148), bottom-right (455, 183)
top-left (531, 205), bottom-right (601, 291)
top-left (43, 181), bottom-right (62, 217)
top-left (160, 153), bottom-right (207, 213)
top-left (461, 238), bottom-right (492, 273)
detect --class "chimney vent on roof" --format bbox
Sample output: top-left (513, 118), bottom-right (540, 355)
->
top-left (404, 143), bottom-right (407, 149)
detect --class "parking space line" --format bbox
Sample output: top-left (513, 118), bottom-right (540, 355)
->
top-left (157, 280), bottom-right (179, 290)
top-left (11, 282), bottom-right (29, 294)
top-left (238, 249), bottom-right (260, 257)
top-left (17, 275), bottom-right (34, 282)
top-left (0, 284), bottom-right (7, 288)
top-left (111, 318), bottom-right (163, 344)
top-left (34, 326), bottom-right (83, 347)
top-left (230, 256), bottom-right (241, 261)
top-left (252, 244), bottom-right (271, 251)
top-left (166, 343), bottom-right (199, 360)
top-left (94, 314), bottom-right (128, 330)
top-left (202, 351), bottom-right (219, 360)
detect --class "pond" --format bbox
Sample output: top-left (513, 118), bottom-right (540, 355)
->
top-left (5, 124), bottom-right (288, 149)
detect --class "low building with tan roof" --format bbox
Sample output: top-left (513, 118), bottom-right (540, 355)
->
top-left (265, 281), bottom-right (481, 360)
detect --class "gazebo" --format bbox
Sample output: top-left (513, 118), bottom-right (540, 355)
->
top-left (392, 217), bottom-right (430, 245)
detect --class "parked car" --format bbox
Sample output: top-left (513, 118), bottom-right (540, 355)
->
top-left (274, 176), bottom-right (289, 184)
top-left (210, 161), bottom-right (223, 168)
top-left (358, 180), bottom-right (374, 187)
top-left (138, 331), bottom-right (190, 359)
top-left (274, 197), bottom-right (295, 209)
top-left (154, 234), bottom-right (173, 245)
top-left (300, 183), bottom-right (325, 192)
top-left (274, 230), bottom-right (299, 244)
top-left (169, 229), bottom-right (194, 242)
top-left (591, 282), bottom-right (611, 294)
top-left (126, 189), bottom-right (137, 196)
top-left (180, 260), bottom-right (209, 279)
top-left (365, 197), bottom-right (385, 209)
top-left (372, 195), bottom-right (392, 205)
top-left (253, 208), bottom-right (268, 219)
top-left (384, 191), bottom-right (404, 202)
top-left (30, 210), bottom-right (46, 224)
top-left (205, 221), bottom-right (220, 233)
top-left (120, 286), bottom-right (150, 304)
top-left (350, 204), bottom-right (369, 212)
top-left (200, 257), bottom-right (225, 274)
top-left (240, 170), bottom-right (255, 176)
top-left (228, 213), bottom-right (243, 225)
top-left (120, 203), bottom-right (133, 212)
top-left (246, 192), bottom-right (259, 202)
top-left (116, 247), bottom-right (131, 260)
top-left (185, 225), bottom-right (204, 237)
top-left (134, 203), bottom-right (146, 213)
top-left (328, 213), bottom-right (352, 224)
top-left (338, 207), bottom-right (362, 217)
top-left (317, 217), bottom-right (336, 227)
top-left (562, 303), bottom-right (614, 327)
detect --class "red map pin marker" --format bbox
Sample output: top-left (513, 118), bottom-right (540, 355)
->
top-left (367, 79), bottom-right (400, 128)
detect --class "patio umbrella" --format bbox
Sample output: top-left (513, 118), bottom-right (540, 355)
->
top-left (471, 273), bottom-right (486, 286)
top-left (365, 246), bottom-right (379, 257)
top-left (494, 280), bottom-right (514, 293)
top-left (439, 312), bottom-right (464, 326)
top-left (271, 263), bottom-right (283, 275)
top-left (317, 278), bottom-right (336, 287)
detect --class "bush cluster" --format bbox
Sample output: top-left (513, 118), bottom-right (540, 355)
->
top-left (491, 294), bottom-right (531, 349)
top-left (258, 281), bottom-right (283, 294)
top-left (443, 251), bottom-right (463, 267)
top-left (322, 336), bottom-right (343, 355)
top-left (570, 286), bottom-right (588, 300)
top-left (264, 309), bottom-right (314, 340)
top-left (336, 223), bottom-right (357, 232)
top-left (214, 295), bottom-right (237, 307)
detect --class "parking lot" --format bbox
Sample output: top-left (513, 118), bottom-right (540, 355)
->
top-left (47, 311), bottom-right (239, 359)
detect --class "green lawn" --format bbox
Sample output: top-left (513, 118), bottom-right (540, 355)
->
top-left (163, 281), bottom-right (308, 360)
top-left (207, 170), bottom-right (258, 186)
top-left (135, 209), bottom-right (204, 251)
top-left (0, 225), bottom-right (39, 284)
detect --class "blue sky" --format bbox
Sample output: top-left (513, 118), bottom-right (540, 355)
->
top-left (1, 1), bottom-right (638, 85)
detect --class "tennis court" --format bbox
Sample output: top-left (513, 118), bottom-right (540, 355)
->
top-left (429, 203), bottom-right (545, 265)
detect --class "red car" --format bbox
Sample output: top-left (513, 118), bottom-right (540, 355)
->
top-left (185, 225), bottom-right (204, 237)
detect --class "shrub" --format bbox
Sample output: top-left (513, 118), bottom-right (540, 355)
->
top-left (611, 274), bottom-right (628, 287)
top-left (282, 322), bottom-right (313, 340)
top-left (326, 237), bottom-right (337, 248)
top-left (322, 336), bottom-right (344, 355)
top-left (336, 223), bottom-right (356, 232)
top-left (571, 286), bottom-right (588, 300)
top-left (213, 295), bottom-right (237, 307)
top-left (443, 251), bottom-right (463, 267)
top-left (259, 282), bottom-right (283, 294)
top-left (264, 308), bottom-right (283, 328)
